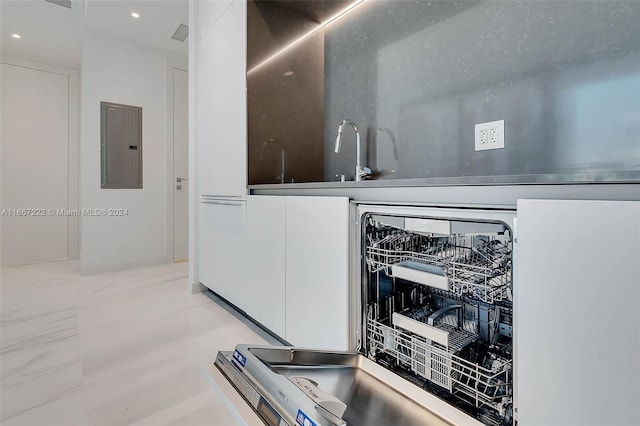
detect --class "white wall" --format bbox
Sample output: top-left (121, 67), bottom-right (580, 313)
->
top-left (80, 30), bottom-right (186, 274)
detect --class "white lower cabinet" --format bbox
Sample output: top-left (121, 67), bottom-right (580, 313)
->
top-left (246, 196), bottom-right (286, 337)
top-left (285, 196), bottom-right (350, 350)
top-left (198, 201), bottom-right (246, 308)
top-left (516, 199), bottom-right (640, 425)
top-left (245, 195), bottom-right (350, 350)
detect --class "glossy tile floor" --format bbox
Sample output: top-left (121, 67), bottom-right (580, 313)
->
top-left (1, 261), bottom-right (273, 425)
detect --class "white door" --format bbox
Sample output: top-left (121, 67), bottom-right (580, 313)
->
top-left (1, 63), bottom-right (70, 266)
top-left (173, 68), bottom-right (189, 262)
top-left (516, 199), bottom-right (640, 425)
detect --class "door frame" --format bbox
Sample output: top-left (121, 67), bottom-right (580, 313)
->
top-left (165, 59), bottom-right (188, 263)
top-left (0, 55), bottom-right (79, 262)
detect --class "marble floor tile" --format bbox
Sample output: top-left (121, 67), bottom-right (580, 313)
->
top-left (1, 260), bottom-right (272, 425)
top-left (1, 362), bottom-right (85, 423)
top-left (85, 362), bottom-right (213, 426)
top-left (130, 390), bottom-right (243, 426)
top-left (1, 389), bottom-right (89, 426)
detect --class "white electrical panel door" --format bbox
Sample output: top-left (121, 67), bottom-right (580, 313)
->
top-left (246, 196), bottom-right (286, 338)
top-left (286, 196), bottom-right (350, 350)
top-left (516, 199), bottom-right (640, 425)
top-left (198, 201), bottom-right (247, 307)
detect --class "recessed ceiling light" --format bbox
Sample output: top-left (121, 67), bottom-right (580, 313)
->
top-left (11, 33), bottom-right (21, 39)
top-left (131, 11), bottom-right (140, 19)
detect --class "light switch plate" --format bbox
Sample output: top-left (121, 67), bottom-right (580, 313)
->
top-left (475, 120), bottom-right (505, 151)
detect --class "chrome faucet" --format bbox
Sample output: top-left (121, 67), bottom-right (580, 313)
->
top-left (259, 138), bottom-right (285, 184)
top-left (334, 119), bottom-right (371, 181)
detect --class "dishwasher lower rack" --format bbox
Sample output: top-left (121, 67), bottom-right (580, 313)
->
top-left (366, 317), bottom-right (512, 418)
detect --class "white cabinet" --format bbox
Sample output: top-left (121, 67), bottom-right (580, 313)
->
top-left (198, 201), bottom-right (247, 307)
top-left (244, 195), bottom-right (350, 349)
top-left (197, 0), bottom-right (247, 198)
top-left (197, 0), bottom-right (233, 40)
top-left (516, 200), bottom-right (640, 425)
top-left (285, 196), bottom-right (350, 350)
top-left (246, 196), bottom-right (286, 337)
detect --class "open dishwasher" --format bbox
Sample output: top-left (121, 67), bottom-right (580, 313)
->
top-left (216, 203), bottom-right (515, 426)
top-left (355, 204), bottom-right (515, 426)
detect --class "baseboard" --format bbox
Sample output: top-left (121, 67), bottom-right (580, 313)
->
top-left (80, 257), bottom-right (168, 275)
top-left (191, 281), bottom-right (206, 294)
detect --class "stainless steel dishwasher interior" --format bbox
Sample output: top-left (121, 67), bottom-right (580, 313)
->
top-left (248, 347), bottom-right (451, 426)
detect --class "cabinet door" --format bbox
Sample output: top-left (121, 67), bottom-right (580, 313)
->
top-left (516, 200), bottom-right (640, 425)
top-left (198, 201), bottom-right (247, 307)
top-left (197, 0), bottom-right (247, 198)
top-left (246, 196), bottom-right (286, 338)
top-left (197, 0), bottom-right (233, 40)
top-left (285, 196), bottom-right (350, 350)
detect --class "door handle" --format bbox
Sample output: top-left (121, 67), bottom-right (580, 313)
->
top-left (176, 177), bottom-right (189, 183)
top-left (201, 200), bottom-right (243, 206)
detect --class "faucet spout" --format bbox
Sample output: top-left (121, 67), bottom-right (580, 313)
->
top-left (334, 119), bottom-right (370, 181)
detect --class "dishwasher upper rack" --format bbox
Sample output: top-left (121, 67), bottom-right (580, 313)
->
top-left (365, 233), bottom-right (512, 304)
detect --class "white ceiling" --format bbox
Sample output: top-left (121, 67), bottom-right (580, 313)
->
top-left (0, 0), bottom-right (188, 67)
top-left (85, 0), bottom-right (188, 57)
top-left (1, 0), bottom-right (87, 66)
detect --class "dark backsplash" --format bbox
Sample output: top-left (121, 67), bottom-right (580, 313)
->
top-left (248, 0), bottom-right (640, 184)
top-left (247, 0), bottom-right (327, 184)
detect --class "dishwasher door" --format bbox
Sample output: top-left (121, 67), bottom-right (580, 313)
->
top-left (216, 345), bottom-right (482, 426)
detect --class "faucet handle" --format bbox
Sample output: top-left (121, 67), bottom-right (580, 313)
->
top-left (335, 174), bottom-right (346, 182)
top-left (357, 166), bottom-right (372, 179)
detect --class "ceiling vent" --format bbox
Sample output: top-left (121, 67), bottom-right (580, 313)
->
top-left (45, 0), bottom-right (72, 9)
top-left (171, 24), bottom-right (189, 42)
